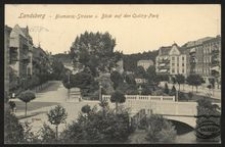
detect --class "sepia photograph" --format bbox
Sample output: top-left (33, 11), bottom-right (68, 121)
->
top-left (4, 4), bottom-right (221, 144)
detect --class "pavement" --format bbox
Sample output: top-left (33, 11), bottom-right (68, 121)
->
top-left (159, 82), bottom-right (221, 100)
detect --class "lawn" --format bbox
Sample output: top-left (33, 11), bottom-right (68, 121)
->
top-left (14, 101), bottom-right (60, 112)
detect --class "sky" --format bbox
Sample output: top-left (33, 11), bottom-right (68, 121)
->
top-left (5, 4), bottom-right (221, 55)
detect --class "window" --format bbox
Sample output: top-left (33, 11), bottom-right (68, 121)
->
top-left (177, 57), bottom-right (179, 61)
top-left (172, 57), bottom-right (175, 60)
top-left (172, 63), bottom-right (175, 66)
top-left (177, 63), bottom-right (179, 66)
top-left (182, 69), bottom-right (185, 73)
top-left (172, 69), bottom-right (175, 73)
top-left (182, 57), bottom-right (185, 60)
top-left (182, 63), bottom-right (184, 66)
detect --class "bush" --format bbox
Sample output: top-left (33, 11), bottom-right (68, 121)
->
top-left (61, 107), bottom-right (132, 144)
top-left (145, 114), bottom-right (177, 143)
top-left (4, 107), bottom-right (24, 144)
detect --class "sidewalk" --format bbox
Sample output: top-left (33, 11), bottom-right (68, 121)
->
top-left (159, 82), bottom-right (221, 100)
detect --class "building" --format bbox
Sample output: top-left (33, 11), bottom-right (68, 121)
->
top-left (9, 24), bottom-right (33, 78)
top-left (115, 59), bottom-right (124, 74)
top-left (155, 43), bottom-right (187, 77)
top-left (137, 60), bottom-right (154, 71)
top-left (182, 36), bottom-right (221, 85)
top-left (4, 25), bottom-right (12, 95)
top-left (135, 78), bottom-right (148, 84)
top-left (203, 36), bottom-right (221, 87)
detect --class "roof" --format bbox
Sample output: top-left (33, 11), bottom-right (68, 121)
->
top-left (12, 24), bottom-right (33, 41)
top-left (159, 46), bottom-right (171, 56)
top-left (182, 37), bottom-right (214, 48)
top-left (158, 43), bottom-right (182, 56)
top-left (203, 35), bottom-right (221, 44)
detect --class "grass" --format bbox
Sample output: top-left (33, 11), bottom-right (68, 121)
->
top-left (14, 101), bottom-right (59, 112)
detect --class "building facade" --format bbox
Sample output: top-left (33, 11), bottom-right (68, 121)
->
top-left (9, 24), bottom-right (33, 78)
top-left (183, 36), bottom-right (221, 85)
top-left (137, 60), bottom-right (154, 71)
top-left (203, 36), bottom-right (221, 87)
top-left (4, 25), bottom-right (12, 94)
top-left (156, 43), bottom-right (187, 77)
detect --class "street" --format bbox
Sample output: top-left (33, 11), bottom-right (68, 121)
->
top-left (159, 82), bottom-right (221, 100)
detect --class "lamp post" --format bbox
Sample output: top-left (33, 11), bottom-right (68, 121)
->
top-left (67, 71), bottom-right (71, 99)
top-left (99, 82), bottom-right (103, 101)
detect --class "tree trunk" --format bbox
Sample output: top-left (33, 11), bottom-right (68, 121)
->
top-left (196, 86), bottom-right (198, 92)
top-left (183, 84), bottom-right (184, 91)
top-left (55, 125), bottom-right (58, 140)
top-left (116, 102), bottom-right (118, 114)
top-left (25, 102), bottom-right (27, 116)
top-left (178, 84), bottom-right (180, 92)
top-left (192, 86), bottom-right (193, 92)
top-left (68, 88), bottom-right (70, 99)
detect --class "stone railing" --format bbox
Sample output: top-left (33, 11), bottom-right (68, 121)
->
top-left (102, 95), bottom-right (175, 102)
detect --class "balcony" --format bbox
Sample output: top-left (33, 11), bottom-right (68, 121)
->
top-left (21, 55), bottom-right (30, 64)
top-left (211, 49), bottom-right (219, 54)
top-left (211, 60), bottom-right (219, 67)
top-left (189, 48), bottom-right (196, 54)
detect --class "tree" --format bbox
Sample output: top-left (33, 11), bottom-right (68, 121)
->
top-left (171, 77), bottom-right (176, 86)
top-left (47, 105), bottom-right (68, 140)
top-left (4, 105), bottom-right (24, 144)
top-left (186, 74), bottom-right (204, 92)
top-left (110, 91), bottom-right (126, 114)
top-left (81, 105), bottom-right (91, 119)
top-left (8, 101), bottom-right (16, 113)
top-left (135, 66), bottom-right (147, 78)
top-left (40, 123), bottom-right (56, 143)
top-left (164, 83), bottom-right (169, 95)
top-left (175, 74), bottom-right (185, 91)
top-left (60, 107), bottom-right (132, 144)
top-left (170, 85), bottom-right (176, 97)
top-left (208, 78), bottom-right (215, 96)
top-left (110, 71), bottom-right (123, 89)
top-left (18, 90), bottom-right (36, 116)
top-left (99, 99), bottom-right (108, 117)
top-left (144, 114), bottom-right (177, 143)
top-left (146, 66), bottom-right (158, 85)
top-left (70, 31), bottom-right (116, 71)
top-left (196, 99), bottom-right (220, 142)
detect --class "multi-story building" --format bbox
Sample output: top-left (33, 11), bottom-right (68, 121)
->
top-left (137, 60), bottom-right (154, 71)
top-left (4, 25), bottom-right (12, 95)
top-left (9, 24), bottom-right (33, 78)
top-left (155, 43), bottom-right (187, 77)
top-left (182, 36), bottom-right (221, 85)
top-left (203, 36), bottom-right (221, 86)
